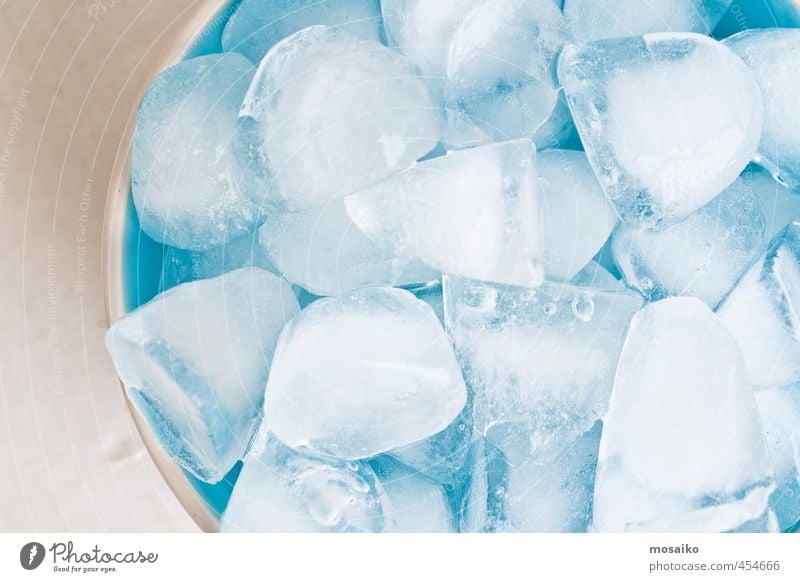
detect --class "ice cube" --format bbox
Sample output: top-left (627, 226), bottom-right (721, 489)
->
top-left (612, 174), bottom-right (766, 308)
top-left (564, 0), bottom-right (733, 42)
top-left (754, 385), bottom-right (800, 532)
top-left (461, 423), bottom-right (601, 532)
top-left (381, 0), bottom-right (483, 87)
top-left (105, 268), bottom-right (300, 483)
top-left (747, 165), bottom-right (800, 240)
top-left (234, 26), bottom-right (439, 211)
top-left (593, 297), bottom-right (775, 532)
top-left (538, 149), bottom-right (618, 281)
top-left (264, 287), bottom-right (468, 459)
top-left (717, 223), bottom-right (800, 388)
top-left (345, 140), bottom-right (544, 288)
top-left (132, 54), bottom-right (261, 252)
top-left (443, 0), bottom-right (566, 144)
top-left (371, 457), bottom-right (455, 532)
top-left (443, 274), bottom-right (642, 465)
top-left (222, 0), bottom-right (383, 64)
top-left (222, 431), bottom-right (390, 532)
top-left (459, 437), bottom-right (509, 532)
top-left (258, 200), bottom-right (437, 297)
top-left (558, 33), bottom-right (763, 229)
top-left (570, 260), bottom-right (626, 292)
top-left (724, 28), bottom-right (800, 191)
top-left (388, 404), bottom-right (473, 485)
top-left (159, 231), bottom-right (276, 291)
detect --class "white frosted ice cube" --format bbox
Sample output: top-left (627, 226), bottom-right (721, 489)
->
top-left (444, 275), bottom-right (642, 464)
top-left (105, 268), bottom-right (300, 482)
top-left (594, 297), bottom-right (775, 532)
top-left (235, 26), bottom-right (439, 211)
top-left (222, 0), bottom-right (382, 64)
top-left (264, 287), bottom-right (468, 459)
top-left (612, 174), bottom-right (766, 308)
top-left (559, 33), bottom-right (763, 229)
top-left (717, 223), bottom-right (800, 388)
top-left (258, 200), bottom-right (437, 296)
top-left (564, 0), bottom-right (733, 42)
top-left (724, 28), bottom-right (800, 191)
top-left (538, 149), bottom-right (618, 281)
top-left (222, 432), bottom-right (390, 532)
top-left (133, 54), bottom-right (261, 251)
top-left (346, 139), bottom-right (544, 288)
top-left (371, 457), bottom-right (455, 532)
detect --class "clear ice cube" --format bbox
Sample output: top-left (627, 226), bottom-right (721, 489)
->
top-left (593, 297), bottom-right (775, 532)
top-left (444, 274), bottom-right (642, 465)
top-left (754, 385), bottom-right (800, 532)
top-left (345, 139), bottom-right (545, 288)
top-left (222, 0), bottom-right (383, 64)
top-left (371, 457), bottom-right (455, 532)
top-left (222, 431), bottom-right (390, 532)
top-left (105, 268), bottom-right (300, 482)
top-left (159, 231), bottom-right (276, 292)
top-left (724, 28), bottom-right (800, 191)
top-left (612, 173), bottom-right (766, 308)
top-left (264, 287), bottom-right (468, 459)
top-left (234, 26), bottom-right (440, 211)
top-left (564, 0), bottom-right (733, 42)
top-left (558, 32), bottom-right (763, 229)
top-left (132, 54), bottom-right (261, 251)
top-left (388, 403), bottom-right (473, 485)
top-left (747, 165), bottom-right (800, 240)
top-left (443, 0), bottom-right (566, 144)
top-left (258, 200), bottom-right (437, 296)
top-left (381, 0), bottom-right (484, 87)
top-left (717, 222), bottom-right (800, 388)
top-left (461, 423), bottom-right (601, 532)
top-left (538, 149), bottom-right (618, 281)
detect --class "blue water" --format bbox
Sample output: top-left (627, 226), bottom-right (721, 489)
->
top-left (119, 0), bottom-right (798, 528)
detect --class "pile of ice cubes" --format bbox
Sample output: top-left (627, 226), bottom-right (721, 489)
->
top-left (106, 0), bottom-right (800, 532)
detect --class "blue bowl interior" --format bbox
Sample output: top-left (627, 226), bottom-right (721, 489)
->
top-left (120, 0), bottom-right (798, 527)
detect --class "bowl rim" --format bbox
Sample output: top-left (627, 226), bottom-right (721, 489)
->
top-left (102, 0), bottom-right (236, 533)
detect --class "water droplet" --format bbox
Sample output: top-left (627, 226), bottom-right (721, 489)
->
top-left (543, 302), bottom-right (557, 315)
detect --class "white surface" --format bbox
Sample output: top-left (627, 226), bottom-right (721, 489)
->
top-left (0, 0), bottom-right (211, 532)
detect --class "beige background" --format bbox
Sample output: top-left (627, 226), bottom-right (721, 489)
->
top-left (0, 0), bottom-right (228, 532)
